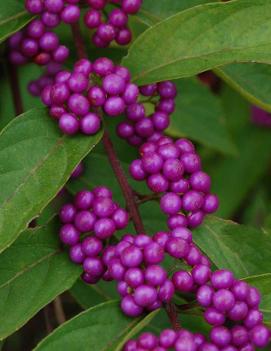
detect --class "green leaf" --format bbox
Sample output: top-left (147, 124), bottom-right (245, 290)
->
top-left (137, 0), bottom-right (217, 26)
top-left (167, 79), bottom-right (236, 155)
top-left (70, 279), bottom-right (118, 309)
top-left (34, 301), bottom-right (159, 351)
top-left (122, 0), bottom-right (271, 85)
top-left (0, 219), bottom-right (81, 339)
top-left (194, 216), bottom-right (271, 279)
top-left (216, 63), bottom-right (271, 112)
top-left (209, 126), bottom-right (271, 218)
top-left (0, 108), bottom-right (103, 253)
top-left (0, 0), bottom-right (33, 43)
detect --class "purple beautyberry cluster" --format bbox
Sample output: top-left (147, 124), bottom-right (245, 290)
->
top-left (117, 81), bottom-right (176, 147)
top-left (124, 329), bottom-right (209, 351)
top-left (195, 269), bottom-right (270, 349)
top-left (39, 57), bottom-right (139, 135)
top-left (104, 233), bottom-right (175, 317)
top-left (59, 186), bottom-right (129, 283)
top-left (130, 135), bottom-right (219, 229)
top-left (25, 0), bottom-right (81, 27)
top-left (124, 323), bottom-right (270, 351)
top-left (8, 20), bottom-right (69, 66)
top-left (24, 0), bottom-right (142, 48)
top-left (84, 0), bottom-right (142, 47)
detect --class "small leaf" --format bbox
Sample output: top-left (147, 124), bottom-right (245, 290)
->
top-left (167, 79), bottom-right (236, 155)
top-left (216, 63), bottom-right (271, 112)
top-left (122, 0), bottom-right (271, 85)
top-left (34, 301), bottom-right (159, 351)
top-left (0, 219), bottom-right (81, 339)
top-left (0, 0), bottom-right (33, 43)
top-left (0, 108), bottom-right (103, 253)
top-left (194, 216), bottom-right (271, 279)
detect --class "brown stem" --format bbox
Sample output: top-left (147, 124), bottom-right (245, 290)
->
top-left (43, 306), bottom-right (53, 334)
top-left (6, 54), bottom-right (24, 115)
top-left (166, 302), bottom-right (181, 331)
top-left (103, 131), bottom-right (145, 233)
top-left (53, 296), bottom-right (66, 325)
top-left (70, 23), bottom-right (145, 234)
top-left (135, 192), bottom-right (162, 205)
top-left (71, 22), bottom-right (87, 60)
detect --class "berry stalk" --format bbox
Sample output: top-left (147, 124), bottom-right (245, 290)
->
top-left (70, 22), bottom-right (145, 234)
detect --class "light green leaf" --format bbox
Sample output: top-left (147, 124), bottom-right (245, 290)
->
top-left (34, 301), bottom-right (159, 351)
top-left (194, 216), bottom-right (271, 279)
top-left (122, 0), bottom-right (271, 85)
top-left (167, 79), bottom-right (236, 155)
top-left (216, 63), bottom-right (271, 112)
top-left (0, 219), bottom-right (81, 339)
top-left (0, 0), bottom-right (33, 43)
top-left (0, 108), bottom-right (103, 253)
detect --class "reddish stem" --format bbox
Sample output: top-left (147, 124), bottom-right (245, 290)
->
top-left (71, 23), bottom-right (145, 234)
top-left (166, 302), bottom-right (181, 331)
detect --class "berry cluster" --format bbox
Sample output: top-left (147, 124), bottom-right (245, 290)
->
top-left (85, 0), bottom-right (142, 47)
top-left (130, 136), bottom-right (219, 229)
top-left (39, 57), bottom-right (141, 135)
top-left (124, 329), bottom-right (207, 351)
top-left (106, 233), bottom-right (174, 317)
top-left (25, 0), bottom-right (142, 48)
top-left (59, 187), bottom-right (129, 283)
top-left (25, 0), bottom-right (81, 27)
top-left (117, 81), bottom-right (176, 147)
top-left (8, 20), bottom-right (69, 66)
top-left (124, 324), bottom-right (270, 351)
top-left (195, 269), bottom-right (270, 349)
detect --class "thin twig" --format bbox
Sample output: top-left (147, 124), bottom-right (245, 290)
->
top-left (53, 296), bottom-right (66, 325)
top-left (165, 302), bottom-right (181, 331)
top-left (70, 22), bottom-right (145, 234)
top-left (43, 306), bottom-right (53, 334)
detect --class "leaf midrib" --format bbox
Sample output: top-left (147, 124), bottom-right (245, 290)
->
top-left (0, 249), bottom-right (59, 289)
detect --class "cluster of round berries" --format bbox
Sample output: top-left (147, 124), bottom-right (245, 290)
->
top-left (124, 323), bottom-right (270, 351)
top-left (25, 0), bottom-right (81, 27)
top-left (85, 0), bottom-right (142, 47)
top-left (124, 329), bottom-right (211, 351)
top-left (130, 135), bottom-right (219, 229)
top-left (194, 269), bottom-right (270, 349)
top-left (39, 57), bottom-right (140, 135)
top-left (117, 81), bottom-right (176, 147)
top-left (8, 20), bottom-right (69, 66)
top-left (105, 233), bottom-right (175, 317)
top-left (59, 186), bottom-right (129, 283)
top-left (24, 0), bottom-right (142, 48)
